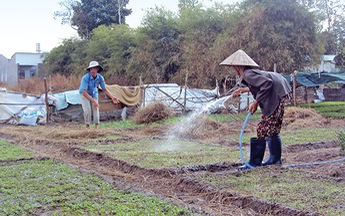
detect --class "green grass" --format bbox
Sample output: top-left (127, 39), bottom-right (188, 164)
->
top-left (0, 159), bottom-right (192, 216)
top-left (337, 129), bottom-right (345, 154)
top-left (281, 127), bottom-right (338, 145)
top-left (197, 168), bottom-right (345, 216)
top-left (299, 101), bottom-right (345, 118)
top-left (228, 127), bottom-right (338, 145)
top-left (100, 119), bottom-right (142, 129)
top-left (81, 139), bottom-right (239, 168)
top-left (100, 112), bottom-right (260, 130)
top-left (0, 140), bottom-right (35, 160)
top-left (209, 112), bottom-right (261, 122)
top-left (1, 102), bottom-right (343, 215)
top-left (100, 116), bottom-right (185, 129)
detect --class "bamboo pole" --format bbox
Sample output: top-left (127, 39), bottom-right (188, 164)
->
top-left (183, 71), bottom-right (188, 114)
top-left (292, 71), bottom-right (297, 106)
top-left (44, 77), bottom-right (49, 123)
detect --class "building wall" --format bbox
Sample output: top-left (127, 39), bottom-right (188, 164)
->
top-left (319, 61), bottom-right (336, 72)
top-left (319, 55), bottom-right (336, 72)
top-left (0, 54), bottom-right (18, 85)
top-left (0, 55), bottom-right (8, 83)
top-left (0, 52), bottom-right (46, 86)
top-left (13, 53), bottom-right (43, 65)
top-left (323, 88), bottom-right (345, 101)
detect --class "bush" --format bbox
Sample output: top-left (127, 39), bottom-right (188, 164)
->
top-left (337, 129), bottom-right (345, 155)
top-left (2, 74), bottom-right (81, 94)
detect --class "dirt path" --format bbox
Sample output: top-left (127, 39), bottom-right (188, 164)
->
top-left (0, 123), bottom-right (344, 215)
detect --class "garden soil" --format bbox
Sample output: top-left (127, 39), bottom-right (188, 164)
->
top-left (0, 107), bottom-right (344, 215)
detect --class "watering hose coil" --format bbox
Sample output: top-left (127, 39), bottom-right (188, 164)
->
top-left (239, 112), bottom-right (253, 168)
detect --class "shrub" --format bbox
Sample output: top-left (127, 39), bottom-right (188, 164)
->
top-left (337, 129), bottom-right (345, 155)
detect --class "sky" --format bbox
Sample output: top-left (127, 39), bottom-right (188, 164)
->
top-left (0, 0), bottom-right (240, 59)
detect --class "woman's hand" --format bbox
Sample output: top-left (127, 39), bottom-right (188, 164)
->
top-left (249, 100), bottom-right (258, 114)
top-left (232, 87), bottom-right (249, 98)
top-left (232, 88), bottom-right (242, 98)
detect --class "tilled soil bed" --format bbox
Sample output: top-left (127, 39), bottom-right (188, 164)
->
top-left (0, 110), bottom-right (344, 215)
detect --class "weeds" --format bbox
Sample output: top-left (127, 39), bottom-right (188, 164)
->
top-left (0, 140), bottom-right (35, 160)
top-left (82, 139), bottom-right (239, 168)
top-left (336, 129), bottom-right (345, 155)
top-left (198, 168), bottom-right (345, 216)
top-left (0, 159), bottom-right (191, 215)
top-left (299, 102), bottom-right (345, 118)
top-left (2, 74), bottom-right (81, 94)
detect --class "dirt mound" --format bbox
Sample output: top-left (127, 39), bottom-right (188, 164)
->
top-left (283, 106), bottom-right (327, 130)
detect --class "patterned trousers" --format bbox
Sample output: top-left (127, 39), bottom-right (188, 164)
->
top-left (257, 96), bottom-right (287, 140)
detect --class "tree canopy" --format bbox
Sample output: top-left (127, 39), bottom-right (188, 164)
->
top-left (45, 0), bottom-right (345, 90)
top-left (55, 0), bottom-right (131, 38)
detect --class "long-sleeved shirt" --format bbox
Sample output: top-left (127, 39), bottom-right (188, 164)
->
top-left (242, 68), bottom-right (292, 117)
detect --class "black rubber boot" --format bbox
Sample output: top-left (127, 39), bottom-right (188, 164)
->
top-left (262, 134), bottom-right (282, 166)
top-left (238, 138), bottom-right (266, 170)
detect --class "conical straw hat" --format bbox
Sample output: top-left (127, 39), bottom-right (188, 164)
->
top-left (220, 49), bottom-right (259, 68)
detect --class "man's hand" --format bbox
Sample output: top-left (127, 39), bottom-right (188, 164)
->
top-left (112, 97), bottom-right (119, 104)
top-left (93, 100), bottom-right (100, 109)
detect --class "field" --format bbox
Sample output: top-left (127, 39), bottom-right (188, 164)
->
top-left (0, 103), bottom-right (344, 215)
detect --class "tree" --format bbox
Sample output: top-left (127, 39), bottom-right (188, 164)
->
top-left (216, 0), bottom-right (321, 73)
top-left (297, 0), bottom-right (344, 31)
top-left (55, 0), bottom-right (131, 39)
top-left (86, 24), bottom-right (136, 84)
top-left (333, 16), bottom-right (345, 68)
top-left (54, 0), bottom-right (78, 25)
top-left (298, 0), bottom-right (345, 68)
top-left (43, 38), bottom-right (88, 76)
top-left (177, 2), bottom-right (236, 87)
top-left (130, 7), bottom-right (181, 84)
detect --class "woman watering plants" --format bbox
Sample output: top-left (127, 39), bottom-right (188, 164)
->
top-left (220, 50), bottom-right (292, 170)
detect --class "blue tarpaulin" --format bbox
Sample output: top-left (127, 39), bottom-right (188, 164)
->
top-left (282, 70), bottom-right (345, 87)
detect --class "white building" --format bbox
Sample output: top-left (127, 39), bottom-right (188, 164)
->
top-left (319, 55), bottom-right (336, 72)
top-left (0, 51), bottom-right (47, 86)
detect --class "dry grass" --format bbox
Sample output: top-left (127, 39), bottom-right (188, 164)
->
top-left (2, 74), bottom-right (81, 94)
top-left (132, 102), bottom-right (175, 124)
top-left (283, 106), bottom-right (327, 130)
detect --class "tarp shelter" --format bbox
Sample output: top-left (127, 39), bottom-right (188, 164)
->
top-left (0, 88), bottom-right (47, 125)
top-left (0, 83), bottom-right (254, 124)
top-left (283, 70), bottom-right (345, 87)
top-left (54, 83), bottom-right (222, 113)
top-left (53, 85), bottom-right (142, 112)
top-left (141, 83), bottom-right (220, 112)
top-left (51, 85), bottom-right (142, 121)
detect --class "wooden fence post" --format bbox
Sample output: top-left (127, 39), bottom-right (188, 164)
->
top-left (44, 77), bottom-right (49, 123)
top-left (183, 71), bottom-right (188, 114)
top-left (292, 71), bottom-right (297, 106)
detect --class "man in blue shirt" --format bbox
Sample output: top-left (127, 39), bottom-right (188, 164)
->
top-left (79, 61), bottom-right (119, 129)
